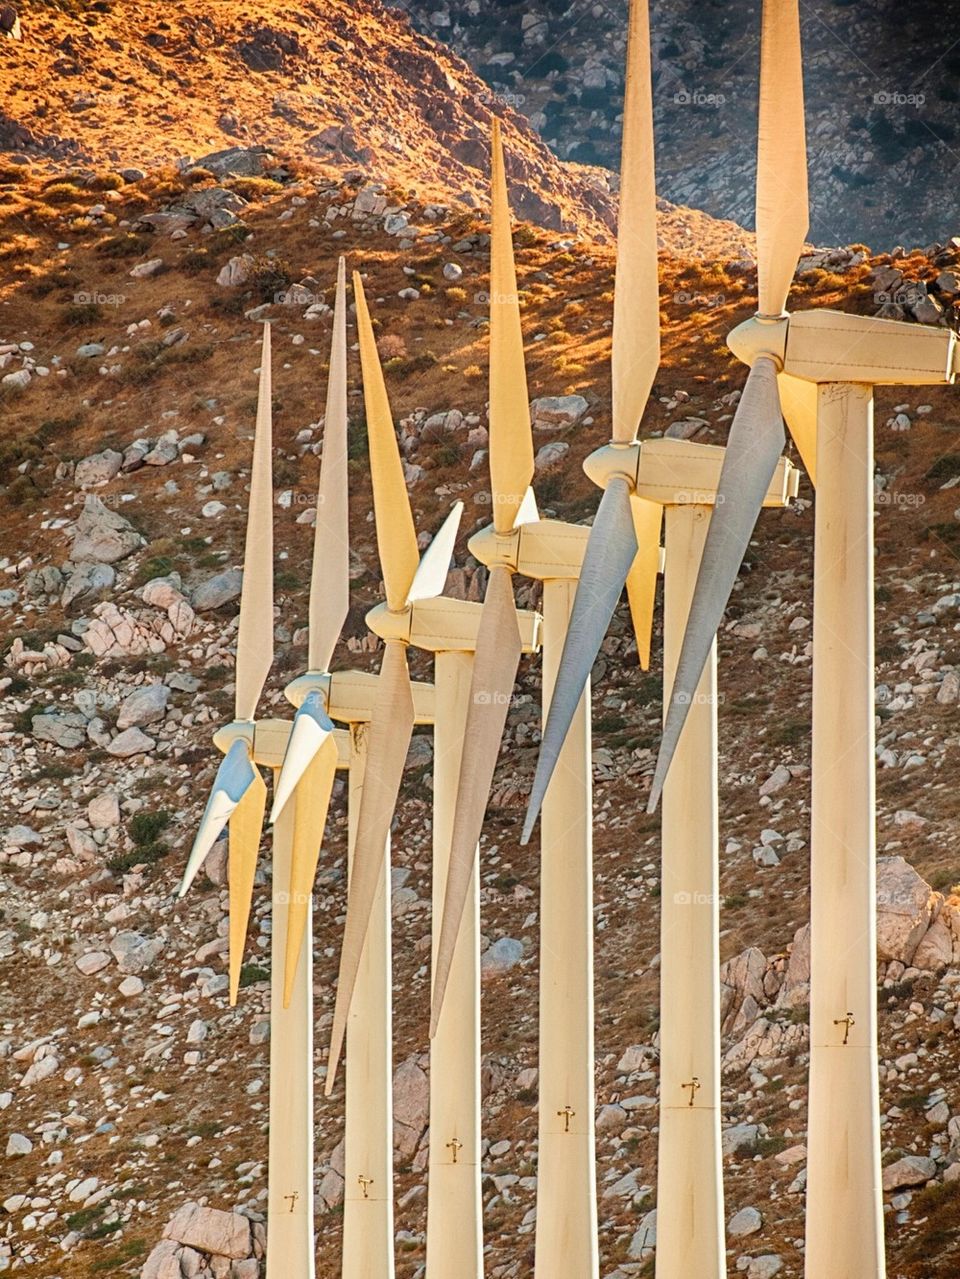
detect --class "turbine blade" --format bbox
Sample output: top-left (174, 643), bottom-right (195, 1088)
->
top-left (514, 486), bottom-right (539, 528)
top-left (235, 324), bottom-right (274, 722)
top-left (756, 0), bottom-right (808, 316)
top-left (282, 732), bottom-right (339, 1007)
top-left (489, 119), bottom-right (534, 535)
top-left (521, 477), bottom-right (638, 844)
top-left (227, 764), bottom-right (268, 1005)
top-left (179, 738), bottom-right (256, 896)
top-left (612, 0), bottom-right (660, 444)
top-left (778, 370), bottom-right (817, 485)
top-left (270, 690), bottom-right (335, 824)
top-left (647, 357), bottom-right (786, 811)
top-left (625, 495), bottom-right (663, 670)
top-left (354, 272), bottom-right (420, 612)
top-left (326, 640), bottom-right (415, 1091)
top-left (431, 564), bottom-right (522, 1035)
top-left (309, 257), bottom-right (350, 673)
top-left (407, 501), bottom-right (463, 604)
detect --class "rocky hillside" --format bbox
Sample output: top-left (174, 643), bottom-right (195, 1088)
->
top-left (400, 0), bottom-right (958, 250)
top-left (0, 137), bottom-right (959, 1277)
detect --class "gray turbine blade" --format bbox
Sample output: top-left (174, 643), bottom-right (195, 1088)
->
top-left (647, 356), bottom-right (785, 812)
top-left (521, 476), bottom-right (638, 844)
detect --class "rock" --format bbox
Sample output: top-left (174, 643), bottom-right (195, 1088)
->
top-left (627, 1209), bottom-right (657, 1260)
top-left (5, 825), bottom-right (42, 849)
top-left (775, 924), bottom-right (811, 1009)
top-left (913, 916), bottom-right (955, 971)
top-left (106, 727), bottom-right (156, 757)
top-left (728, 1206), bottom-right (763, 1236)
top-left (190, 145), bottom-right (274, 178)
top-left (747, 1257), bottom-right (782, 1279)
top-left (88, 792), bottom-right (120, 829)
top-left (116, 683), bottom-right (170, 729)
top-left (481, 937), bottom-right (524, 976)
top-left (140, 1239), bottom-right (181, 1279)
top-left (759, 764), bottom-right (791, 796)
top-left (129, 258), bottom-right (164, 278)
top-left (216, 254), bottom-right (255, 288)
top-left (534, 441), bottom-right (569, 473)
top-left (722, 1123), bottom-right (759, 1156)
top-left (877, 856), bottom-right (936, 963)
top-left (882, 1155), bottom-right (936, 1190)
top-left (70, 495), bottom-right (143, 563)
top-left (62, 561), bottom-right (116, 607)
top-left (529, 394), bottom-right (588, 430)
top-left (76, 950), bottom-right (111, 975)
top-left (109, 931), bottom-right (164, 975)
top-left (443, 262), bottom-right (463, 281)
top-left (193, 569), bottom-right (243, 610)
top-left (938, 671), bottom-right (960, 705)
top-left (75, 449), bottom-right (123, 487)
top-left (393, 1056), bottom-right (429, 1160)
top-left (21, 1055), bottom-right (57, 1087)
top-left (144, 437), bottom-right (179, 467)
top-left (119, 975), bottom-right (144, 997)
top-left (162, 1201), bottom-right (251, 1258)
top-left (720, 946), bottom-right (767, 1036)
top-left (31, 711), bottom-right (87, 749)
top-left (5, 1133), bottom-right (32, 1157)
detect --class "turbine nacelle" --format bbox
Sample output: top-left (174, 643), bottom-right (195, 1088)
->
top-left (365, 595), bottom-right (540, 655)
top-left (584, 437), bottom-right (800, 510)
top-left (211, 719), bottom-right (257, 757)
top-left (729, 308), bottom-right (958, 387)
top-left (468, 520), bottom-right (592, 583)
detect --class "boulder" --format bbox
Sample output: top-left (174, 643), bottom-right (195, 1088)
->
top-left (31, 711), bottom-right (87, 749)
top-left (116, 684), bottom-right (170, 730)
top-left (110, 931), bottom-right (164, 975)
top-left (140, 1239), bottom-right (181, 1279)
top-left (480, 937), bottom-right (524, 976)
top-left (75, 449), bottom-right (123, 487)
top-left (162, 1201), bottom-right (251, 1259)
top-left (627, 1209), bottom-right (656, 1260)
top-left (877, 856), bottom-right (936, 963)
top-left (106, 727), bottom-right (156, 757)
top-left (88, 792), bottom-right (120, 829)
top-left (775, 924), bottom-right (811, 1009)
top-left (216, 255), bottom-right (255, 288)
top-left (190, 145), bottom-right (274, 178)
top-left (76, 951), bottom-right (111, 976)
top-left (192, 569), bottom-right (243, 610)
top-left (882, 1155), bottom-right (936, 1190)
top-left (728, 1206), bottom-right (762, 1236)
top-left (529, 394), bottom-right (588, 431)
top-left (70, 495), bottom-right (143, 564)
top-left (393, 1056), bottom-right (429, 1160)
top-left (61, 562), bottom-right (115, 607)
top-left (534, 441), bottom-right (569, 473)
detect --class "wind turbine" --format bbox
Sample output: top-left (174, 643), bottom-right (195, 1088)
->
top-left (429, 109), bottom-right (661, 1276)
top-left (645, 3), bottom-right (959, 1276)
top-left (177, 324), bottom-right (322, 1277)
top-left (353, 273), bottom-right (539, 1276)
top-left (517, 3), bottom-right (797, 1273)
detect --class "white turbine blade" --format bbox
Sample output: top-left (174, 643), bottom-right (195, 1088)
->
top-left (521, 477), bottom-right (638, 844)
top-left (647, 357), bottom-right (785, 811)
top-left (235, 324), bottom-right (274, 721)
top-left (431, 563), bottom-right (522, 1035)
top-left (756, 0), bottom-right (808, 316)
top-left (407, 501), bottom-right (464, 604)
top-left (514, 486), bottom-right (539, 529)
top-left (309, 256), bottom-right (350, 673)
top-left (270, 690), bottom-right (335, 824)
top-left (179, 739), bottom-right (256, 896)
top-left (612, 0), bottom-right (660, 444)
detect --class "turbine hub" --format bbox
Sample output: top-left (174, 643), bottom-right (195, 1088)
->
top-left (583, 442), bottom-right (641, 492)
top-left (211, 719), bottom-right (256, 756)
top-left (283, 671), bottom-right (331, 710)
top-left (365, 601), bottom-right (412, 643)
top-left (727, 314), bottom-right (789, 370)
top-left (467, 523), bottom-right (520, 570)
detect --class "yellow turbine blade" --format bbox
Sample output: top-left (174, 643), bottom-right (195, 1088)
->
top-left (625, 496), bottom-right (663, 669)
top-left (612, 0), bottom-right (660, 444)
top-left (489, 118), bottom-right (534, 535)
top-left (353, 272), bottom-right (420, 610)
top-left (228, 764), bottom-right (268, 1005)
top-left (282, 734), bottom-right (339, 1007)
